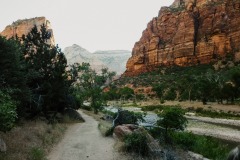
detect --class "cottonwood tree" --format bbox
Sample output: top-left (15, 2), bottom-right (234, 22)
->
top-left (69, 62), bottom-right (116, 114)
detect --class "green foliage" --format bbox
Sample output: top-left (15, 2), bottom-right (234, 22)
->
top-left (171, 132), bottom-right (230, 160)
top-left (69, 63), bottom-right (116, 114)
top-left (21, 24), bottom-right (69, 117)
top-left (28, 147), bottom-right (46, 160)
top-left (119, 87), bottom-right (134, 100)
top-left (157, 107), bottom-right (187, 140)
top-left (124, 133), bottom-right (148, 156)
top-left (195, 108), bottom-right (240, 119)
top-left (152, 84), bottom-right (165, 99)
top-left (0, 36), bottom-right (30, 117)
top-left (141, 105), bottom-right (164, 112)
top-left (102, 109), bottom-right (117, 119)
top-left (116, 64), bottom-right (240, 104)
top-left (0, 90), bottom-right (17, 132)
top-left (114, 110), bottom-right (146, 126)
top-left (105, 127), bottom-right (114, 137)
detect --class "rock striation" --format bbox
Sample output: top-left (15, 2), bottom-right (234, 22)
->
top-left (0, 17), bottom-right (55, 45)
top-left (124, 0), bottom-right (240, 76)
top-left (64, 44), bottom-right (131, 75)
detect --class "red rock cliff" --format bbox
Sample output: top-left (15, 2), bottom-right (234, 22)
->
top-left (0, 17), bottom-right (55, 45)
top-left (124, 0), bottom-right (240, 76)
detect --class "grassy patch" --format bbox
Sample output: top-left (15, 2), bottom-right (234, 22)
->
top-left (28, 147), bottom-right (46, 160)
top-left (98, 122), bottom-right (113, 137)
top-left (171, 132), bottom-right (231, 160)
top-left (0, 120), bottom-right (67, 160)
top-left (141, 104), bottom-right (181, 113)
top-left (194, 107), bottom-right (240, 119)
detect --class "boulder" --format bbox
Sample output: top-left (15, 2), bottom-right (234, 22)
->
top-left (113, 124), bottom-right (138, 139)
top-left (0, 138), bottom-right (6, 152)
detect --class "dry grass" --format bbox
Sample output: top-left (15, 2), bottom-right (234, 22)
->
top-left (113, 99), bottom-right (240, 114)
top-left (0, 120), bottom-right (67, 160)
top-left (81, 109), bottom-right (113, 136)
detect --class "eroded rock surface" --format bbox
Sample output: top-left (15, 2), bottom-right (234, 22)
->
top-left (1, 17), bottom-right (55, 45)
top-left (124, 0), bottom-right (240, 76)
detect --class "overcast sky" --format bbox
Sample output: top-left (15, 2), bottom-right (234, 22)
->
top-left (1, 0), bottom-right (173, 52)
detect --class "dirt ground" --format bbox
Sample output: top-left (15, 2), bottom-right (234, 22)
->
top-left (47, 110), bottom-right (131, 160)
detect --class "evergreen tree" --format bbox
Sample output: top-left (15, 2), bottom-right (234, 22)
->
top-left (0, 36), bottom-right (30, 117)
top-left (22, 24), bottom-right (68, 117)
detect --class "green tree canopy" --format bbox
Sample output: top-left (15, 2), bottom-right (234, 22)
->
top-left (22, 24), bottom-right (69, 117)
top-left (69, 62), bottom-right (116, 114)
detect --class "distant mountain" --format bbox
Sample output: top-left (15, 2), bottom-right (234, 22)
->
top-left (63, 44), bottom-right (131, 75)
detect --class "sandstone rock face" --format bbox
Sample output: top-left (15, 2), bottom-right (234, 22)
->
top-left (0, 17), bottom-right (55, 45)
top-left (64, 44), bottom-right (131, 75)
top-left (124, 0), bottom-right (240, 76)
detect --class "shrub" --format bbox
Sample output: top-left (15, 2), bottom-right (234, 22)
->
top-left (141, 105), bottom-right (165, 112)
top-left (124, 133), bottom-right (148, 156)
top-left (0, 90), bottom-right (17, 132)
top-left (28, 147), bottom-right (46, 160)
top-left (157, 107), bottom-right (187, 141)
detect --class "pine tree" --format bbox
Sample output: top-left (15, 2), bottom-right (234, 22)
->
top-left (22, 24), bottom-right (68, 117)
top-left (0, 36), bottom-right (30, 117)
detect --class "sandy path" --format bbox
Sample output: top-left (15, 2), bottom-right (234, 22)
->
top-left (48, 110), bottom-right (125, 160)
top-left (187, 116), bottom-right (240, 143)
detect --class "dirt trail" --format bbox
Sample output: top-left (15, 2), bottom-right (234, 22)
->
top-left (186, 115), bottom-right (240, 145)
top-left (48, 110), bottom-right (126, 160)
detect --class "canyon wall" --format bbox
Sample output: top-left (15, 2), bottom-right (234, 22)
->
top-left (124, 0), bottom-right (240, 76)
top-left (0, 17), bottom-right (55, 45)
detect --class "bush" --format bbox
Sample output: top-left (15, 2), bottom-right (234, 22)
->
top-left (28, 147), bottom-right (46, 160)
top-left (124, 133), bottom-right (148, 156)
top-left (158, 107), bottom-right (187, 131)
top-left (157, 107), bottom-right (187, 141)
top-left (0, 90), bottom-right (17, 132)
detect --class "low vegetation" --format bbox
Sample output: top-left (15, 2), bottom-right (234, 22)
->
top-left (114, 64), bottom-right (240, 105)
top-left (141, 104), bottom-right (240, 119)
top-left (0, 120), bottom-right (67, 160)
top-left (123, 133), bottom-right (148, 156)
top-left (171, 132), bottom-right (231, 160)
top-left (193, 107), bottom-right (240, 119)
